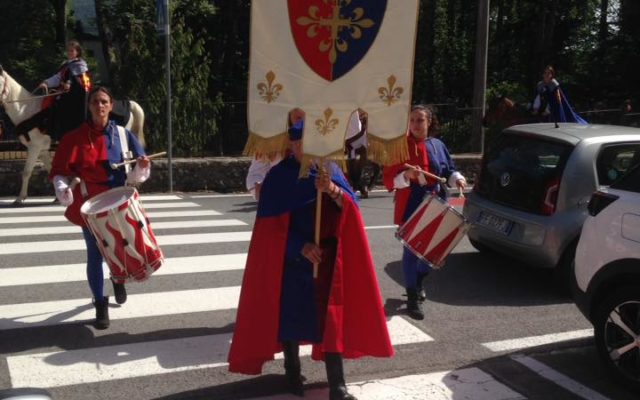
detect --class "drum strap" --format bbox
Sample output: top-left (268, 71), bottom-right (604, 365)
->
top-left (116, 125), bottom-right (133, 174)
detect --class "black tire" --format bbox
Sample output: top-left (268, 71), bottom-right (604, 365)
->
top-left (593, 285), bottom-right (640, 392)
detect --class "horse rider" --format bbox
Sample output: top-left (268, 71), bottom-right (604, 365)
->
top-left (15, 40), bottom-right (92, 140)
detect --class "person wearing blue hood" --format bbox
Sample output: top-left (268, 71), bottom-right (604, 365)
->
top-left (531, 65), bottom-right (587, 124)
top-left (229, 120), bottom-right (394, 399)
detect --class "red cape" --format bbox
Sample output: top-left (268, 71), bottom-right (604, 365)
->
top-left (228, 193), bottom-right (393, 375)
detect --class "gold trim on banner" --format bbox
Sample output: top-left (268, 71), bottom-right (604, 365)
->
top-left (256, 70), bottom-right (283, 103)
top-left (367, 133), bottom-right (409, 166)
top-left (298, 149), bottom-right (347, 179)
top-left (378, 75), bottom-right (404, 106)
top-left (242, 131), bottom-right (289, 159)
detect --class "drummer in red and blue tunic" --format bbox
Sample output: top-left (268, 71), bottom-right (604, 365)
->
top-left (383, 104), bottom-right (466, 321)
top-left (48, 86), bottom-right (150, 330)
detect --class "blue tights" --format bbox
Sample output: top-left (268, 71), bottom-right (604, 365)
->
top-left (402, 247), bottom-right (431, 289)
top-left (82, 227), bottom-right (104, 300)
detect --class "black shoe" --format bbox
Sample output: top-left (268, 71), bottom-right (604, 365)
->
top-left (330, 386), bottom-right (358, 400)
top-left (325, 353), bottom-right (357, 400)
top-left (93, 296), bottom-right (110, 330)
top-left (406, 289), bottom-right (424, 320)
top-left (112, 280), bottom-right (127, 304)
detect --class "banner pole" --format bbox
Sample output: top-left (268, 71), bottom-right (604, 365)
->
top-left (164, 0), bottom-right (173, 193)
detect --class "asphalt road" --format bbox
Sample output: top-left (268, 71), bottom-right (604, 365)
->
top-left (0, 190), bottom-right (637, 400)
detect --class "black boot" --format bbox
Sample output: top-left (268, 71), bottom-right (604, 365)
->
top-left (282, 341), bottom-right (304, 397)
top-left (112, 279), bottom-right (127, 304)
top-left (416, 272), bottom-right (429, 301)
top-left (406, 288), bottom-right (424, 320)
top-left (325, 353), bottom-right (357, 400)
top-left (94, 296), bottom-right (110, 330)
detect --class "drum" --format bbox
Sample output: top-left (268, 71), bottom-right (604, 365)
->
top-left (396, 192), bottom-right (469, 268)
top-left (81, 186), bottom-right (164, 283)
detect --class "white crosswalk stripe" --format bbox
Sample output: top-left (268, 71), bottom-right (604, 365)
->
top-left (0, 193), bottom-right (528, 400)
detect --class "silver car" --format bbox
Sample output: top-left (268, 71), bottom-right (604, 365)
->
top-left (463, 123), bottom-right (640, 277)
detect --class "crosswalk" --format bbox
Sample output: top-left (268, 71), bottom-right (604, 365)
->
top-left (0, 193), bottom-right (612, 400)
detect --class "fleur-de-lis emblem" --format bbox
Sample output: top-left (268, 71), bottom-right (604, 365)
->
top-left (256, 71), bottom-right (283, 103)
top-left (378, 75), bottom-right (404, 106)
top-left (297, 0), bottom-right (375, 64)
top-left (315, 108), bottom-right (339, 136)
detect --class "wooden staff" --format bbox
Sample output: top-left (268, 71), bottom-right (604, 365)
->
top-left (313, 165), bottom-right (325, 279)
top-left (110, 152), bottom-right (167, 170)
top-left (403, 163), bottom-right (447, 183)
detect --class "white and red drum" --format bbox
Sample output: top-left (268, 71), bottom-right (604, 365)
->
top-left (81, 186), bottom-right (164, 283)
top-left (396, 192), bottom-right (469, 269)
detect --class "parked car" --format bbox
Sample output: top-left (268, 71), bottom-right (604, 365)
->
top-left (572, 163), bottom-right (640, 390)
top-left (463, 123), bottom-right (640, 279)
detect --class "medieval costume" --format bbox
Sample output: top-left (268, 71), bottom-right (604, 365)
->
top-left (532, 78), bottom-right (587, 124)
top-left (229, 122), bottom-right (393, 399)
top-left (49, 116), bottom-right (148, 329)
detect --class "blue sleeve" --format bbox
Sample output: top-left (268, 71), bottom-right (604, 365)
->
top-left (126, 129), bottom-right (146, 157)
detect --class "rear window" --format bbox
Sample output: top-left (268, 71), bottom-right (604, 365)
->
top-left (476, 133), bottom-right (574, 213)
top-left (611, 163), bottom-right (640, 193)
top-left (597, 144), bottom-right (640, 186)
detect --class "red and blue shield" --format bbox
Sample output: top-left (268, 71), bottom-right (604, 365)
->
top-left (288, 0), bottom-right (387, 82)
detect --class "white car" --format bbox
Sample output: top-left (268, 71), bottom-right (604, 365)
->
top-left (572, 162), bottom-right (640, 391)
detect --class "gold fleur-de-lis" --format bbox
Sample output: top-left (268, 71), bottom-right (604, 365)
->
top-left (378, 75), bottom-right (404, 106)
top-left (297, 0), bottom-right (375, 65)
top-left (315, 108), bottom-right (339, 136)
top-left (256, 71), bottom-right (283, 103)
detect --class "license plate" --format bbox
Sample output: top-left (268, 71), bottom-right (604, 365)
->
top-left (476, 212), bottom-right (513, 235)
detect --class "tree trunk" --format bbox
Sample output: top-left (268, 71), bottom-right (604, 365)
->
top-left (49, 0), bottom-right (66, 45)
top-left (598, 0), bottom-right (609, 44)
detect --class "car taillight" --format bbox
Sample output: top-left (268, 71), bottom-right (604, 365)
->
top-left (541, 177), bottom-right (561, 215)
top-left (587, 191), bottom-right (619, 216)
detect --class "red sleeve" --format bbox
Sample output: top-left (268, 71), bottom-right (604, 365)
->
top-left (383, 162), bottom-right (406, 192)
top-left (49, 133), bottom-right (78, 180)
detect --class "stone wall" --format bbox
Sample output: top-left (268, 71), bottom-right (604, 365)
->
top-left (0, 154), bottom-right (482, 197)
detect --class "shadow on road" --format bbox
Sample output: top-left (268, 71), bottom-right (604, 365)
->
top-left (384, 250), bottom-right (571, 308)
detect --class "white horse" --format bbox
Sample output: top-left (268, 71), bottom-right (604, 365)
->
top-left (0, 65), bottom-right (145, 205)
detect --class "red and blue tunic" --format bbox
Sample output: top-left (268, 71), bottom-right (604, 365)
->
top-left (49, 120), bottom-right (145, 226)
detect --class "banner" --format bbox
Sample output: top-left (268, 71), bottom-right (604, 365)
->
top-left (245, 0), bottom-right (420, 168)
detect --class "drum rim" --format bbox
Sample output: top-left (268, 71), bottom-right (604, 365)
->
top-left (80, 186), bottom-right (138, 215)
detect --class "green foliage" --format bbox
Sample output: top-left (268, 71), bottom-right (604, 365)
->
top-left (0, 0), bottom-right (62, 86)
top-left (97, 0), bottom-right (222, 156)
top-left (2, 0), bottom-right (640, 156)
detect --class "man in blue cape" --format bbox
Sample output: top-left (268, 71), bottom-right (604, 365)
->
top-left (228, 121), bottom-right (393, 400)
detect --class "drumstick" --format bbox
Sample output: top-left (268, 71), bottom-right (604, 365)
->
top-left (403, 163), bottom-right (447, 183)
top-left (110, 152), bottom-right (167, 170)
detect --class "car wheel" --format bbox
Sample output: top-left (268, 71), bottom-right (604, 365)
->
top-left (593, 285), bottom-right (640, 392)
top-left (469, 238), bottom-right (492, 254)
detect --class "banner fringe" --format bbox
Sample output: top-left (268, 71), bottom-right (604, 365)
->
top-left (299, 149), bottom-right (347, 178)
top-left (367, 133), bottom-right (409, 166)
top-left (242, 131), bottom-right (289, 160)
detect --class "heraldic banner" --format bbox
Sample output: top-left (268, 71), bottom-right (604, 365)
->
top-left (245, 0), bottom-right (420, 168)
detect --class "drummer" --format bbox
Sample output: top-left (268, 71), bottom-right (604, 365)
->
top-left (383, 104), bottom-right (466, 320)
top-left (49, 86), bottom-right (150, 330)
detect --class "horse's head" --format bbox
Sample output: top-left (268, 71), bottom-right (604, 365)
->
top-left (483, 95), bottom-right (520, 128)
